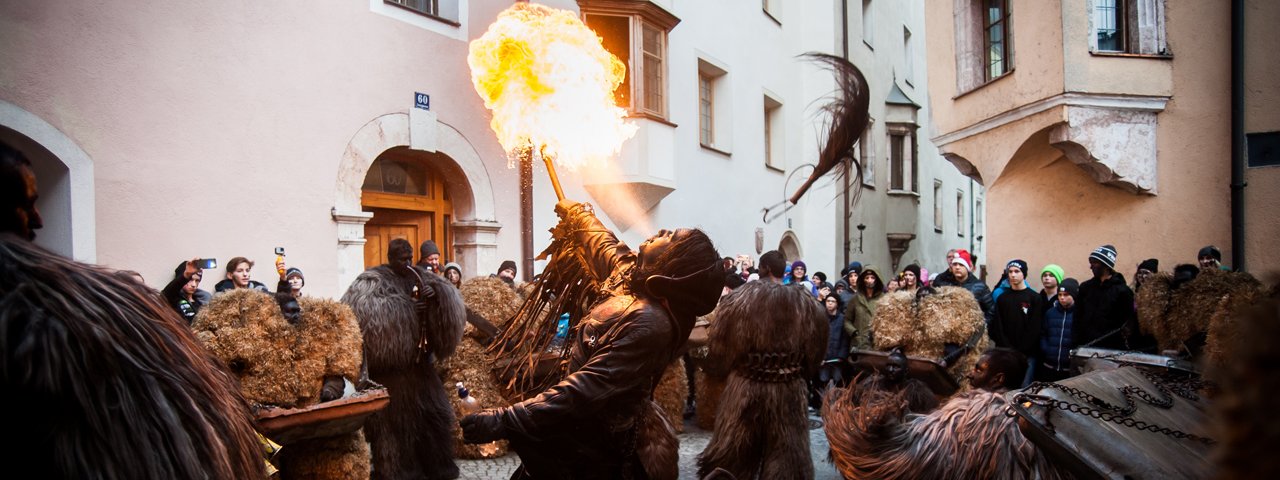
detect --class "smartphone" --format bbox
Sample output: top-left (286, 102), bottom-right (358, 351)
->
top-left (274, 247), bottom-right (286, 256)
top-left (195, 258), bottom-right (217, 270)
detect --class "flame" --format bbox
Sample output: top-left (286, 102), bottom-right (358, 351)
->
top-left (468, 2), bottom-right (636, 169)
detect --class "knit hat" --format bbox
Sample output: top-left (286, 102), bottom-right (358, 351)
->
top-left (1059, 278), bottom-right (1080, 298)
top-left (842, 261), bottom-right (862, 277)
top-left (1137, 258), bottom-right (1159, 273)
top-left (950, 249), bottom-right (973, 271)
top-left (1089, 244), bottom-right (1118, 270)
top-left (285, 267), bottom-right (304, 286)
top-left (444, 262), bottom-right (461, 275)
top-left (903, 263), bottom-right (921, 279)
top-left (1197, 245), bottom-right (1221, 262)
top-left (1040, 264), bottom-right (1064, 284)
top-left (498, 260), bottom-right (517, 275)
top-left (419, 240), bottom-right (440, 258)
top-left (791, 260), bottom-right (807, 272)
top-left (1005, 259), bottom-right (1028, 275)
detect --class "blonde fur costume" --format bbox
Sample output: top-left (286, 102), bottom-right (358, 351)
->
top-left (871, 287), bottom-right (991, 389)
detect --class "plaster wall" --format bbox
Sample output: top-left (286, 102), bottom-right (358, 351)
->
top-left (0, 0), bottom-right (577, 296)
top-left (1242, 0), bottom-right (1280, 277)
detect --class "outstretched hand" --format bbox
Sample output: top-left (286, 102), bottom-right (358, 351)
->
top-left (460, 410), bottom-right (506, 444)
top-left (554, 199), bottom-right (586, 220)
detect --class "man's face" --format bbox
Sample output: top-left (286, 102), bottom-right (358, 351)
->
top-left (966, 356), bottom-right (1002, 391)
top-left (950, 262), bottom-right (968, 280)
top-left (3, 164), bottom-right (43, 240)
top-left (1007, 266), bottom-right (1024, 285)
top-left (498, 268), bottom-right (515, 281)
top-left (279, 298), bottom-right (302, 324)
top-left (638, 228), bottom-right (691, 272)
top-left (902, 271), bottom-right (917, 287)
top-left (885, 351), bottom-right (908, 384)
top-left (182, 274), bottom-right (201, 296)
top-left (1057, 290), bottom-right (1075, 308)
top-left (1088, 258), bottom-right (1106, 279)
top-left (860, 271), bottom-right (877, 290)
top-left (425, 253), bottom-right (441, 269)
top-left (229, 262), bottom-right (251, 288)
top-left (847, 270), bottom-right (858, 285)
top-left (1198, 255), bottom-right (1218, 269)
top-left (1041, 272), bottom-right (1058, 290)
top-left (1135, 269), bottom-right (1152, 285)
top-left (792, 265), bottom-right (805, 278)
top-left (288, 276), bottom-right (304, 291)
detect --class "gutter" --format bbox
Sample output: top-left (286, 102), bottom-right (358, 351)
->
top-left (1230, 0), bottom-right (1246, 270)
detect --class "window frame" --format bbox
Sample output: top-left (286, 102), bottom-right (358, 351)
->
top-left (956, 189), bottom-right (966, 238)
top-left (699, 73), bottom-right (714, 147)
top-left (860, 119), bottom-right (876, 187)
top-left (861, 0), bottom-right (875, 49)
top-left (933, 180), bottom-right (944, 233)
top-left (982, 0), bottom-right (1013, 82)
top-left (1087, 0), bottom-right (1170, 57)
top-left (581, 1), bottom-right (680, 121)
top-left (764, 94), bottom-right (784, 170)
top-left (886, 122), bottom-right (918, 193)
top-left (383, 0), bottom-right (460, 26)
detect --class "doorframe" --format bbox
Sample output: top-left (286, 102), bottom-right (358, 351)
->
top-left (334, 113), bottom-right (500, 292)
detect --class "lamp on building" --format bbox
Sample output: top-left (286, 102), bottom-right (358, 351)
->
top-left (856, 223), bottom-right (866, 253)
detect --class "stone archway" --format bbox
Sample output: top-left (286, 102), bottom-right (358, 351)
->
top-left (334, 112), bottom-right (500, 291)
top-left (778, 231), bottom-right (803, 263)
top-left (0, 99), bottom-right (96, 261)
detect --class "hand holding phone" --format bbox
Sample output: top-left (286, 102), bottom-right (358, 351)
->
top-left (194, 258), bottom-right (217, 270)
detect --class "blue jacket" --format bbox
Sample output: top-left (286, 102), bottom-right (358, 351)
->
top-left (1039, 300), bottom-right (1075, 371)
top-left (825, 311), bottom-right (850, 360)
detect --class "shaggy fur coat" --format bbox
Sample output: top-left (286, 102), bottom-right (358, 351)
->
top-left (440, 276), bottom-right (521, 459)
top-left (193, 289), bottom-right (368, 479)
top-left (0, 236), bottom-right (263, 479)
top-left (1136, 268), bottom-right (1265, 360)
top-left (698, 281), bottom-right (828, 479)
top-left (343, 266), bottom-right (465, 480)
top-left (871, 287), bottom-right (991, 390)
top-left (822, 386), bottom-right (1065, 480)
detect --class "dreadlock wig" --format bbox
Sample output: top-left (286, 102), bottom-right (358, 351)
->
top-left (0, 236), bottom-right (263, 479)
top-left (822, 386), bottom-right (1065, 480)
top-left (342, 265), bottom-right (466, 480)
top-left (697, 281), bottom-right (828, 479)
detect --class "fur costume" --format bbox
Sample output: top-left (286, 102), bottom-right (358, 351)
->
top-left (871, 287), bottom-right (991, 389)
top-left (1136, 268), bottom-right (1265, 359)
top-left (440, 276), bottom-right (521, 459)
top-left (689, 308), bottom-right (725, 430)
top-left (697, 281), bottom-right (828, 479)
top-left (1209, 295), bottom-right (1280, 478)
top-left (193, 289), bottom-right (367, 479)
top-left (343, 265), bottom-right (465, 480)
top-left (654, 357), bottom-right (690, 434)
top-left (822, 386), bottom-right (1065, 480)
top-left (0, 235), bottom-right (263, 479)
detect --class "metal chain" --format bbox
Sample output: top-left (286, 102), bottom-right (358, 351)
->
top-left (1010, 364), bottom-right (1215, 445)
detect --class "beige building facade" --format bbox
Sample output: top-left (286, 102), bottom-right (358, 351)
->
top-left (923, 0), bottom-right (1279, 280)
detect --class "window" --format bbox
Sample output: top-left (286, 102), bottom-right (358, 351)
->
top-left (699, 74), bottom-right (714, 146)
top-left (983, 0), bottom-right (1012, 81)
top-left (976, 195), bottom-right (984, 232)
top-left (583, 4), bottom-right (678, 119)
top-left (764, 94), bottom-right (783, 169)
top-left (1089, 0), bottom-right (1168, 55)
top-left (860, 119), bottom-right (876, 187)
top-left (697, 58), bottom-right (730, 153)
top-left (385, 0), bottom-right (459, 24)
top-left (933, 180), bottom-right (944, 232)
top-left (887, 123), bottom-right (917, 192)
top-left (862, 0), bottom-right (874, 47)
top-left (903, 27), bottom-right (915, 86)
top-left (956, 190), bottom-right (966, 237)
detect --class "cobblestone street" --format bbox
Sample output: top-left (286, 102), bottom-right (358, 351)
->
top-left (458, 410), bottom-right (841, 479)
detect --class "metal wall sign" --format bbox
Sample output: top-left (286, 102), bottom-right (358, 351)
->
top-left (414, 92), bottom-right (431, 111)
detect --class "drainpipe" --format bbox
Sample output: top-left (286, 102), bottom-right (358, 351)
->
top-left (1230, 0), bottom-right (1245, 271)
top-left (520, 154), bottom-right (534, 281)
top-left (841, 0), bottom-right (852, 266)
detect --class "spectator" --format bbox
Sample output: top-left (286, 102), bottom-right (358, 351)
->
top-left (443, 262), bottom-right (463, 289)
top-left (493, 259), bottom-right (517, 287)
top-left (844, 266), bottom-right (885, 350)
top-left (1038, 278), bottom-right (1078, 382)
top-left (418, 239), bottom-right (442, 274)
top-left (813, 293), bottom-right (849, 406)
top-left (0, 143), bottom-right (42, 241)
top-left (836, 261), bottom-right (862, 305)
top-left (965, 348), bottom-right (1027, 393)
top-left (1074, 244), bottom-right (1137, 350)
top-left (1198, 245), bottom-right (1229, 271)
top-left (932, 249), bottom-right (961, 286)
top-left (933, 249), bottom-right (995, 326)
top-left (722, 256), bottom-right (736, 275)
top-left (784, 260), bottom-right (810, 290)
top-left (1039, 264), bottom-right (1065, 308)
top-left (810, 271), bottom-right (827, 297)
top-left (885, 276), bottom-right (901, 293)
top-left (900, 264), bottom-right (921, 293)
top-left (1132, 258), bottom-right (1158, 293)
top-left (757, 251), bottom-right (786, 284)
top-left (284, 267), bottom-right (305, 298)
top-left (161, 259), bottom-right (212, 324)
top-left (736, 254), bottom-right (755, 282)
top-left (989, 259), bottom-right (1043, 387)
top-left (992, 266), bottom-right (1032, 303)
top-left (815, 282), bottom-right (833, 302)
top-left (213, 257), bottom-right (270, 294)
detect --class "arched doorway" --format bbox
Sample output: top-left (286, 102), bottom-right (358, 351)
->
top-left (778, 231), bottom-right (802, 263)
top-left (360, 147), bottom-right (454, 268)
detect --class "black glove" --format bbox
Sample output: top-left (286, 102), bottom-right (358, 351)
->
top-left (554, 199), bottom-right (584, 220)
top-left (460, 409), bottom-right (507, 444)
top-left (419, 282), bottom-right (436, 299)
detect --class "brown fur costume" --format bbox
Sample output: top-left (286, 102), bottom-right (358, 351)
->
top-left (871, 287), bottom-right (991, 389)
top-left (0, 236), bottom-right (263, 479)
top-left (654, 357), bottom-right (690, 434)
top-left (1209, 295), bottom-right (1280, 479)
top-left (822, 386), bottom-right (1065, 479)
top-left (1136, 268), bottom-right (1265, 358)
top-left (689, 308), bottom-right (725, 430)
top-left (193, 290), bottom-right (368, 479)
top-left (697, 281), bottom-right (828, 479)
top-left (343, 266), bottom-right (465, 480)
top-left (440, 276), bottom-right (520, 459)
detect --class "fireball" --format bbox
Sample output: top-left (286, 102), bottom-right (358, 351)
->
top-left (468, 2), bottom-right (637, 169)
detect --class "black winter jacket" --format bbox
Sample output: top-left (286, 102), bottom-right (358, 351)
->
top-left (1073, 273), bottom-right (1136, 350)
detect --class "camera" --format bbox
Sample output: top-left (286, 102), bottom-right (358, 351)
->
top-left (275, 247), bottom-right (286, 256)
top-left (195, 258), bottom-right (217, 270)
